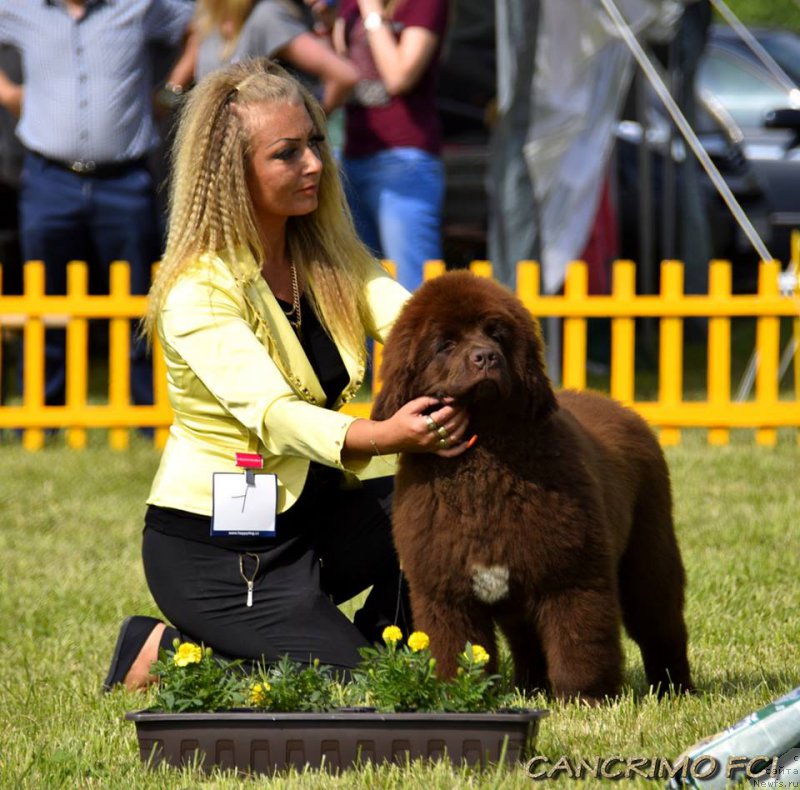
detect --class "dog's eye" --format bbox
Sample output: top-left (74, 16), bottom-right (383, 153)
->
top-left (484, 322), bottom-right (507, 343)
top-left (434, 339), bottom-right (456, 355)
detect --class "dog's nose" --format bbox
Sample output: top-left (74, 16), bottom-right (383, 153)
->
top-left (469, 346), bottom-right (498, 370)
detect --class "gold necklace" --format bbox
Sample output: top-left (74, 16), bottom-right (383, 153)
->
top-left (280, 260), bottom-right (302, 334)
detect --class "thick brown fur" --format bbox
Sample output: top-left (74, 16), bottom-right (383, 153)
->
top-left (372, 271), bottom-right (692, 703)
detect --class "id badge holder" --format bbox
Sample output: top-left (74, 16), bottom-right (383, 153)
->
top-left (211, 453), bottom-right (277, 538)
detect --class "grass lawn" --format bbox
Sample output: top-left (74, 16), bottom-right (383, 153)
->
top-left (0, 430), bottom-right (798, 789)
top-left (725, 0), bottom-right (800, 31)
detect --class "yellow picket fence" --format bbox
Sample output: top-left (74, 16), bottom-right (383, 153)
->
top-left (1, 253), bottom-right (799, 450)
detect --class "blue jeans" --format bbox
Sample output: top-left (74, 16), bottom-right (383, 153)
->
top-left (19, 152), bottom-right (157, 407)
top-left (343, 148), bottom-right (444, 292)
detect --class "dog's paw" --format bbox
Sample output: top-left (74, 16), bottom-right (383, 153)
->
top-left (471, 564), bottom-right (510, 604)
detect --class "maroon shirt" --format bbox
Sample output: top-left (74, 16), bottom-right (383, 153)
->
top-left (338, 0), bottom-right (449, 158)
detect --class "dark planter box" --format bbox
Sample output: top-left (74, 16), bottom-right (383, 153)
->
top-left (126, 708), bottom-right (547, 774)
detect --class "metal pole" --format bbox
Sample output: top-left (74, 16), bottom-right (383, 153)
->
top-left (661, 35), bottom-right (678, 263)
top-left (636, 69), bottom-right (657, 355)
top-left (599, 0), bottom-right (773, 264)
top-left (601, 0), bottom-right (796, 402)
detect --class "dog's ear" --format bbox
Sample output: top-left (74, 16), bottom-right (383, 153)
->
top-left (371, 379), bottom-right (407, 420)
top-left (519, 313), bottom-right (558, 419)
top-left (370, 322), bottom-right (419, 420)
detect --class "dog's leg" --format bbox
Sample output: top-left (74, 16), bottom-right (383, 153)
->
top-left (496, 613), bottom-right (549, 695)
top-left (410, 593), bottom-right (497, 678)
top-left (618, 516), bottom-right (693, 696)
top-left (537, 586), bottom-right (624, 703)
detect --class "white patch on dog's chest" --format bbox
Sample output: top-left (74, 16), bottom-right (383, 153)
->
top-left (470, 564), bottom-right (510, 603)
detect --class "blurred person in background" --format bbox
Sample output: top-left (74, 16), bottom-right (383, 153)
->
top-left (0, 42), bottom-right (21, 293)
top-left (0, 0), bottom-right (193, 411)
top-left (0, 42), bottom-right (22, 409)
top-left (334, 0), bottom-right (449, 292)
top-left (187, 0), bottom-right (358, 114)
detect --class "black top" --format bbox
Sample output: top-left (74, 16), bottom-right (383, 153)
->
top-left (278, 294), bottom-right (349, 407)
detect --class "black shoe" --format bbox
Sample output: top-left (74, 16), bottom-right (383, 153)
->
top-left (102, 615), bottom-right (163, 692)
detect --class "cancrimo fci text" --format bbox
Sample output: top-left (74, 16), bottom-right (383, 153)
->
top-left (526, 755), bottom-right (781, 781)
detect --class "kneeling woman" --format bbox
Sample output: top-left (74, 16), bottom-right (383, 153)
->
top-left (103, 58), bottom-right (470, 691)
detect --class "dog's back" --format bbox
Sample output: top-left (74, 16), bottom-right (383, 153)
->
top-left (555, 389), bottom-right (673, 558)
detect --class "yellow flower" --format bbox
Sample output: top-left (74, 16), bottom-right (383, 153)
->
top-left (407, 631), bottom-right (430, 652)
top-left (173, 642), bottom-right (203, 668)
top-left (382, 625), bottom-right (403, 645)
top-left (468, 644), bottom-right (490, 665)
top-left (250, 682), bottom-right (271, 706)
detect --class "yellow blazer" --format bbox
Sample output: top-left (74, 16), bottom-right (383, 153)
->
top-left (147, 252), bottom-right (410, 517)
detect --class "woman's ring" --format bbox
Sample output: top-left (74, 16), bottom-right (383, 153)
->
top-left (425, 415), bottom-right (438, 432)
top-left (438, 437), bottom-right (449, 448)
top-left (436, 425), bottom-right (449, 440)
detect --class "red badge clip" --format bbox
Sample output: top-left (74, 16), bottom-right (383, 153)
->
top-left (236, 453), bottom-right (263, 484)
top-left (235, 453), bottom-right (264, 469)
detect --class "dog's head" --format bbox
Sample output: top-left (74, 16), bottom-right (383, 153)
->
top-left (372, 272), bottom-right (556, 423)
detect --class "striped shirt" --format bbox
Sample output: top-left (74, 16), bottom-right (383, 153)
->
top-left (0, 0), bottom-right (193, 164)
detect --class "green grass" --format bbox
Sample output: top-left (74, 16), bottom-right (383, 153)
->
top-left (0, 434), bottom-right (798, 788)
top-left (724, 0), bottom-right (800, 31)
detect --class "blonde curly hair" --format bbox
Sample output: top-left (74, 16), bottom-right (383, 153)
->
top-left (144, 58), bottom-right (376, 357)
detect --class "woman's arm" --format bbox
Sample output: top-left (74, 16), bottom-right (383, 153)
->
top-left (276, 31), bottom-right (358, 114)
top-left (154, 24), bottom-right (198, 115)
top-left (332, 16), bottom-right (347, 57)
top-left (355, 0), bottom-right (440, 96)
top-left (160, 266), bottom-right (361, 470)
top-left (164, 24), bottom-right (199, 92)
top-left (162, 267), bottom-right (468, 471)
top-left (0, 69), bottom-right (22, 117)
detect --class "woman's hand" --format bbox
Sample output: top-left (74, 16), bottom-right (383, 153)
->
top-left (353, 0), bottom-right (440, 96)
top-left (344, 397), bottom-right (474, 462)
top-left (379, 396), bottom-right (471, 457)
top-left (304, 0), bottom-right (337, 36)
top-left (356, 0), bottom-right (384, 18)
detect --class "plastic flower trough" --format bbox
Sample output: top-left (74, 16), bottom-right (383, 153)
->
top-left (126, 707), bottom-right (547, 774)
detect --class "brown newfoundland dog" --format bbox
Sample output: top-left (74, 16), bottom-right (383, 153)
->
top-left (372, 271), bottom-right (692, 702)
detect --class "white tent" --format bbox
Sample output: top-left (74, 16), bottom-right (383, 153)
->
top-left (489, 0), bottom-right (685, 292)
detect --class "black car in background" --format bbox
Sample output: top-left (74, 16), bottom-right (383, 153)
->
top-left (698, 26), bottom-right (800, 268)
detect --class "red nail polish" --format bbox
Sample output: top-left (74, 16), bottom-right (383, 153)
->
top-left (467, 434), bottom-right (478, 449)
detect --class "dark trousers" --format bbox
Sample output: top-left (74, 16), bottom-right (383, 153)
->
top-left (143, 474), bottom-right (411, 670)
top-left (18, 152), bottom-right (157, 406)
top-left (0, 182), bottom-right (21, 406)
